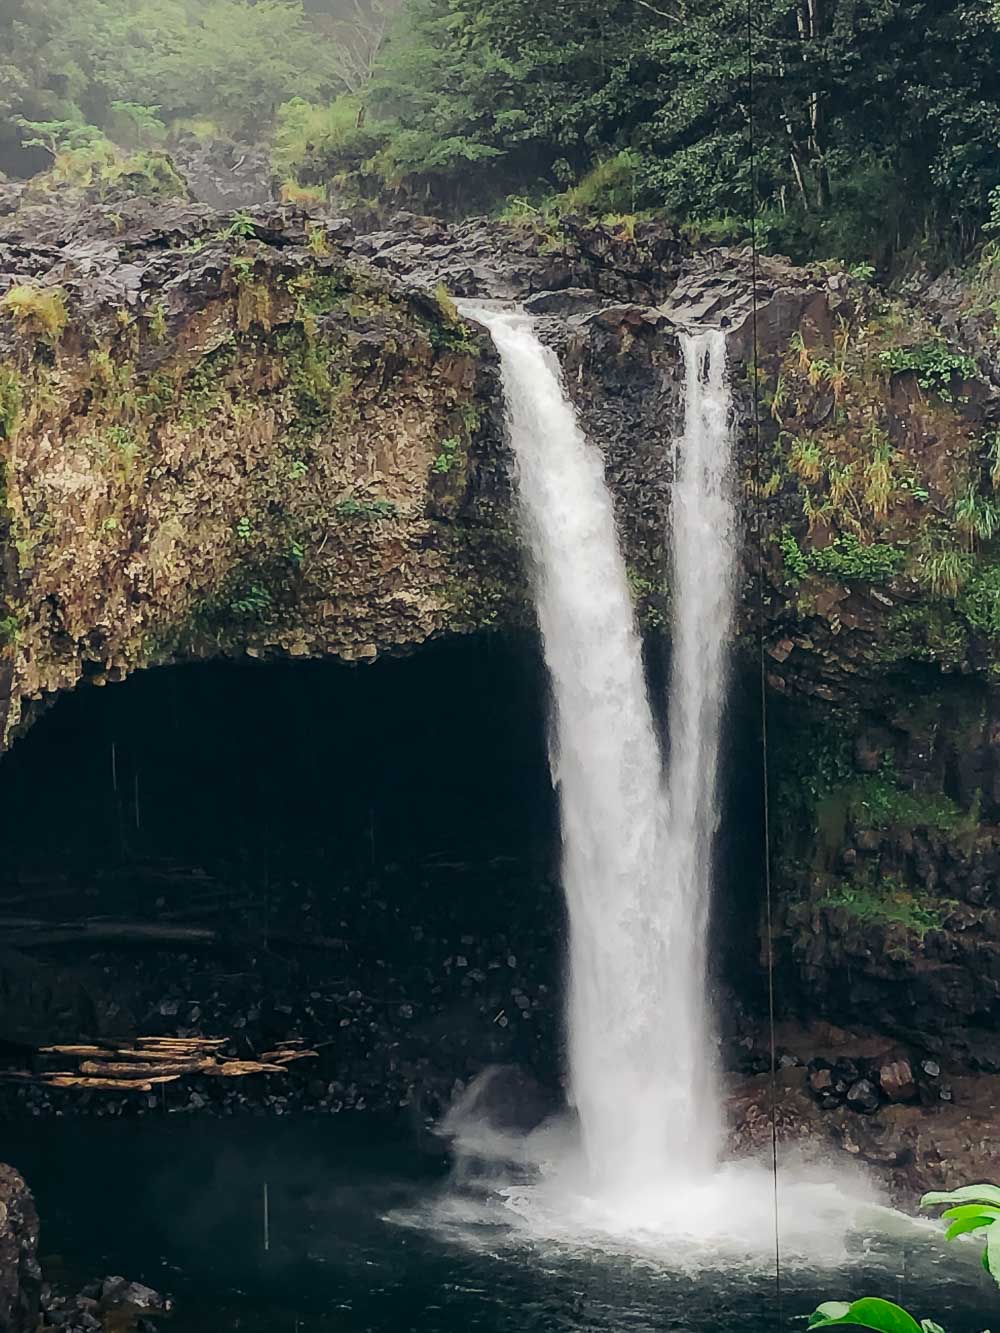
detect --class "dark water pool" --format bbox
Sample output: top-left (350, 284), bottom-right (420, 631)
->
top-left (3, 1118), bottom-right (996, 1332)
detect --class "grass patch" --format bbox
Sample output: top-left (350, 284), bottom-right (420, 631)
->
top-left (849, 767), bottom-right (977, 838)
top-left (1, 284), bottom-right (68, 341)
top-left (958, 562), bottom-right (1000, 636)
top-left (333, 496), bottom-right (397, 521)
top-left (819, 876), bottom-right (952, 936)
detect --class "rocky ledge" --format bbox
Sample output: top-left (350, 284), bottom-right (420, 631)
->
top-left (3, 195), bottom-right (1000, 1133)
top-left (0, 1164), bottom-right (41, 1333)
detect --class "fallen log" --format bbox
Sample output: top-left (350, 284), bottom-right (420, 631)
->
top-left (202, 1060), bottom-right (285, 1077)
top-left (46, 1076), bottom-right (155, 1092)
top-left (79, 1060), bottom-right (214, 1077)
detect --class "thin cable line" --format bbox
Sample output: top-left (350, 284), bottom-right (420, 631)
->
top-left (745, 0), bottom-right (783, 1316)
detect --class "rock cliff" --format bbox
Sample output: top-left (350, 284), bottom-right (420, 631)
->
top-left (3, 198), bottom-right (1000, 1076)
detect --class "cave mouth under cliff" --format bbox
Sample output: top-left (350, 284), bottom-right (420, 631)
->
top-left (0, 633), bottom-right (766, 1087)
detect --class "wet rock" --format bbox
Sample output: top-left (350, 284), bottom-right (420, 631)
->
top-left (0, 1165), bottom-right (41, 1333)
top-left (808, 1066), bottom-right (833, 1095)
top-left (878, 1058), bottom-right (917, 1103)
top-left (845, 1078), bottom-right (881, 1114)
top-left (40, 1274), bottom-right (170, 1330)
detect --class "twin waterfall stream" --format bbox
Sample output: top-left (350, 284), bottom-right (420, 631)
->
top-left (466, 307), bottom-right (734, 1192)
top-left (439, 306), bottom-right (872, 1263)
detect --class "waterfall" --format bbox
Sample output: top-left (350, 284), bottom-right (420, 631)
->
top-left (426, 308), bottom-right (878, 1261)
top-left (464, 309), bottom-right (735, 1199)
top-left (658, 328), bottom-right (739, 1171)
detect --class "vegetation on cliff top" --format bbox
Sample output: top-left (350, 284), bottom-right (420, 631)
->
top-left (4, 0), bottom-right (1000, 271)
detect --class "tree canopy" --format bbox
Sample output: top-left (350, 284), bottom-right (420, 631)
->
top-left (355, 0), bottom-right (1000, 263)
top-left (3, 0), bottom-right (999, 267)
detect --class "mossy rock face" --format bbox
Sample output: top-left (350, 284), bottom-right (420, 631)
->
top-left (0, 203), bottom-right (524, 746)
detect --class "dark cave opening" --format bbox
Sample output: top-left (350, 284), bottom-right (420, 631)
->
top-left (0, 632), bottom-right (768, 1113)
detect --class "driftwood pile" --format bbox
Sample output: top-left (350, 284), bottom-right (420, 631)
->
top-left (2, 1036), bottom-right (317, 1093)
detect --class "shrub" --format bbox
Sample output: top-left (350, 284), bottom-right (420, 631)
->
top-left (809, 534), bottom-right (906, 583)
top-left (559, 151), bottom-right (640, 216)
top-left (879, 342), bottom-right (980, 400)
top-left (958, 563), bottom-right (1000, 636)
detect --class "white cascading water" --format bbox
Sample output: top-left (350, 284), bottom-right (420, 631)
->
top-left (430, 305), bottom-right (880, 1263)
top-left (462, 309), bottom-right (733, 1194)
top-left (657, 328), bottom-right (740, 1167)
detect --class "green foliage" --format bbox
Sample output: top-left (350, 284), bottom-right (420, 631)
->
top-left (809, 534), bottom-right (906, 583)
top-left (0, 367), bottom-right (23, 439)
top-left (916, 543), bottom-right (974, 598)
top-left (433, 283), bottom-right (460, 326)
top-left (809, 1298), bottom-right (939, 1332)
top-left (789, 436), bottom-right (824, 484)
top-left (229, 584), bottom-right (272, 617)
top-left (432, 436), bottom-right (461, 475)
top-left (958, 563), bottom-right (1000, 636)
top-left (107, 101), bottom-right (166, 149)
top-left (272, 93), bottom-right (383, 182)
top-left (559, 152), bottom-right (640, 215)
top-left (922, 1185), bottom-right (1000, 1285)
top-left (322, 0), bottom-right (1000, 262)
top-left (0, 614), bottom-right (21, 646)
top-left (849, 765), bottom-right (975, 838)
top-left (778, 527), bottom-right (809, 583)
top-left (954, 482), bottom-right (1000, 548)
top-left (2, 0), bottom-right (345, 144)
top-left (810, 1183), bottom-right (1000, 1332)
top-left (774, 523), bottom-right (909, 591)
top-left (333, 496), bottom-right (397, 521)
top-left (0, 284), bottom-right (68, 341)
top-left (879, 343), bottom-right (981, 400)
top-left (818, 875), bottom-right (949, 936)
top-left (771, 710), bottom-right (854, 826)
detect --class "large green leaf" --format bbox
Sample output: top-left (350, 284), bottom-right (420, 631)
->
top-left (945, 1215), bottom-right (997, 1242)
top-left (986, 1217), bottom-right (1000, 1284)
top-left (922, 1186), bottom-right (1000, 1210)
top-left (940, 1204), bottom-right (1000, 1224)
top-left (808, 1298), bottom-right (925, 1332)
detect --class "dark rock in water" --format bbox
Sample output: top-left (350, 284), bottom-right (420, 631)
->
top-left (832, 1058), bottom-right (860, 1084)
top-left (845, 1078), bottom-right (880, 1113)
top-left (99, 1277), bottom-right (167, 1310)
top-left (878, 1058), bottom-right (917, 1103)
top-left (0, 1164), bottom-right (42, 1333)
top-left (40, 1274), bottom-right (171, 1330)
